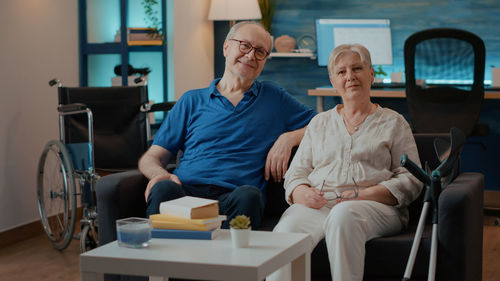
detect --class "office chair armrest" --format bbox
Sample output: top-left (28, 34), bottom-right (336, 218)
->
top-left (437, 172), bottom-right (484, 281)
top-left (96, 170), bottom-right (148, 246)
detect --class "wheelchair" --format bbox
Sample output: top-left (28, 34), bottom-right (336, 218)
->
top-left (37, 79), bottom-right (173, 252)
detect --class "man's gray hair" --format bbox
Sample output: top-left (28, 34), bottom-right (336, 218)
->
top-left (327, 44), bottom-right (373, 77)
top-left (225, 21), bottom-right (273, 52)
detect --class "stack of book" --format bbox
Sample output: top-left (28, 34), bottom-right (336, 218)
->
top-left (150, 196), bottom-right (226, 240)
top-left (115, 27), bottom-right (163, 46)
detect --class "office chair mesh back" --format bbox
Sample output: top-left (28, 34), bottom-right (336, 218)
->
top-left (58, 86), bottom-right (149, 170)
top-left (404, 28), bottom-right (485, 136)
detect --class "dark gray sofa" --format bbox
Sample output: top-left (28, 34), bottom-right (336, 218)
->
top-left (96, 134), bottom-right (484, 281)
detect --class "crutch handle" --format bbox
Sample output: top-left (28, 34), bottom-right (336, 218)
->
top-left (400, 154), bottom-right (430, 185)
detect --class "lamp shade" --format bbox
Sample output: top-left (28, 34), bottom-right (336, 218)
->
top-left (208, 0), bottom-right (262, 21)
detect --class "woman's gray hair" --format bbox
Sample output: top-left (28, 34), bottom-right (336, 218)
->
top-left (327, 44), bottom-right (373, 77)
top-left (225, 21), bottom-right (273, 52)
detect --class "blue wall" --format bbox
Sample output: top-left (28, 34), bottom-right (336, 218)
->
top-left (259, 0), bottom-right (500, 104)
top-left (254, 0), bottom-right (500, 190)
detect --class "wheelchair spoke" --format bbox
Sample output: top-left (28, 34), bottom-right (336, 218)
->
top-left (55, 213), bottom-right (65, 235)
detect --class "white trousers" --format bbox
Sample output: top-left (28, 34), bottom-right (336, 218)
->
top-left (267, 200), bottom-right (402, 281)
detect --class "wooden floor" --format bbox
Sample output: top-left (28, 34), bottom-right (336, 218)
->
top-left (0, 218), bottom-right (499, 281)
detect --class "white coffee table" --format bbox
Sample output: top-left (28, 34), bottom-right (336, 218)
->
top-left (80, 230), bottom-right (312, 281)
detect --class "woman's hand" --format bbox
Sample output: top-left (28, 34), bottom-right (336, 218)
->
top-left (335, 189), bottom-right (358, 204)
top-left (335, 185), bottom-right (398, 206)
top-left (291, 184), bottom-right (328, 209)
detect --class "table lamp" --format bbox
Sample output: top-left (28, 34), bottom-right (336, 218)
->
top-left (208, 0), bottom-right (262, 26)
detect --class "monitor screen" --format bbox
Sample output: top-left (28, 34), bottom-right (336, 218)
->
top-left (315, 19), bottom-right (393, 66)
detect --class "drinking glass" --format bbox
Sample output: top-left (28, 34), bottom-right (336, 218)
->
top-left (116, 217), bottom-right (152, 248)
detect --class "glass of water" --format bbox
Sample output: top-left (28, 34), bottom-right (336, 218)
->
top-left (116, 217), bottom-right (152, 248)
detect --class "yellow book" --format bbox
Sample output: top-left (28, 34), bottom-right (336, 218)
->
top-left (150, 214), bottom-right (226, 225)
top-left (127, 40), bottom-right (163, 46)
top-left (151, 220), bottom-right (221, 231)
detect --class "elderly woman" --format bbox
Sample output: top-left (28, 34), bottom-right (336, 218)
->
top-left (267, 44), bottom-right (423, 281)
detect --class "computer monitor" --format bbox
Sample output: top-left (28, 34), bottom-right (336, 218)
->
top-left (315, 19), bottom-right (393, 67)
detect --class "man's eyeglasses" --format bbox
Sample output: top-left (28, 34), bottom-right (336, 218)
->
top-left (319, 177), bottom-right (359, 200)
top-left (230, 39), bottom-right (270, 61)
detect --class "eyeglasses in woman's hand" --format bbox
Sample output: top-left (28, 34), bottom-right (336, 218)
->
top-left (319, 177), bottom-right (359, 200)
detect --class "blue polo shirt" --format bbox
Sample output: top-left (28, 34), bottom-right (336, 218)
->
top-left (153, 78), bottom-right (316, 192)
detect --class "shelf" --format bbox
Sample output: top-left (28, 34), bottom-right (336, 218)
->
top-left (269, 52), bottom-right (316, 59)
top-left (128, 45), bottom-right (165, 52)
top-left (83, 43), bottom-right (165, 54)
top-left (79, 0), bottom-right (168, 102)
top-left (83, 43), bottom-right (122, 54)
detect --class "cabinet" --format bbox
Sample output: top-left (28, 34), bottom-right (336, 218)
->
top-left (78, 0), bottom-right (168, 103)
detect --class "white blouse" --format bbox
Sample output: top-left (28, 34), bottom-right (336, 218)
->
top-left (284, 105), bottom-right (423, 226)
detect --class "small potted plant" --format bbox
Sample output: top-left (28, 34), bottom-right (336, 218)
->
top-left (374, 65), bottom-right (387, 83)
top-left (229, 215), bottom-right (251, 248)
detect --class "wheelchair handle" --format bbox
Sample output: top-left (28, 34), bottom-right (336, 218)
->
top-left (48, 78), bottom-right (62, 87)
top-left (400, 154), bottom-right (431, 185)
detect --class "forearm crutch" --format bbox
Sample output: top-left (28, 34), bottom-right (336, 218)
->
top-left (399, 127), bottom-right (465, 281)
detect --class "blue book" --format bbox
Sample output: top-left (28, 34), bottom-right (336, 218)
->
top-left (151, 228), bottom-right (221, 240)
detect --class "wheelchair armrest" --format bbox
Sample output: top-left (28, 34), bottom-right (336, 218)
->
top-left (57, 103), bottom-right (87, 113)
top-left (437, 172), bottom-right (484, 281)
top-left (96, 169), bottom-right (148, 246)
top-left (149, 102), bottom-right (175, 112)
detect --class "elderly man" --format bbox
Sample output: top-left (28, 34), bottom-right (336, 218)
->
top-left (139, 21), bottom-right (316, 228)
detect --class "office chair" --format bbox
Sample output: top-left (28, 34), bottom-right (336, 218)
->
top-left (405, 28), bottom-right (500, 227)
top-left (404, 27), bottom-right (488, 136)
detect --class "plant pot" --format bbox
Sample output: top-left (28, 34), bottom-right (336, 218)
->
top-left (230, 227), bottom-right (251, 248)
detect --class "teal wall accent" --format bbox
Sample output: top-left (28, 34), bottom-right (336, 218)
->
top-left (86, 0), bottom-right (120, 43)
top-left (88, 54), bottom-right (121, 86)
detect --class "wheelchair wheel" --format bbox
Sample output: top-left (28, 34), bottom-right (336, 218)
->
top-left (37, 140), bottom-right (77, 250)
top-left (80, 223), bottom-right (98, 252)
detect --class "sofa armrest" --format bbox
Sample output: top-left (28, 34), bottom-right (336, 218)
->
top-left (437, 172), bottom-right (484, 281)
top-left (96, 170), bottom-right (148, 246)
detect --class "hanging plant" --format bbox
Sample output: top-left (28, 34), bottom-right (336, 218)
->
top-left (141, 0), bottom-right (163, 38)
top-left (259, 0), bottom-right (275, 34)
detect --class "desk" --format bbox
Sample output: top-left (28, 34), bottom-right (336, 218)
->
top-left (309, 88), bottom-right (500, 112)
top-left (80, 230), bottom-right (312, 281)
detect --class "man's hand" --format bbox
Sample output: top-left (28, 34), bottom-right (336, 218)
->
top-left (265, 132), bottom-right (295, 182)
top-left (144, 173), bottom-right (182, 202)
top-left (138, 145), bottom-right (181, 201)
top-left (291, 185), bottom-right (327, 209)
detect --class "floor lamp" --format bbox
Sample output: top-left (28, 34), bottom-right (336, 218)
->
top-left (208, 0), bottom-right (262, 77)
